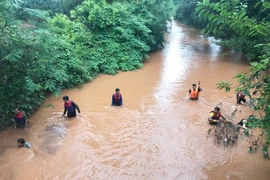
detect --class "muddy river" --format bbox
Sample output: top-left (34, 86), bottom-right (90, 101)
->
top-left (0, 21), bottom-right (269, 180)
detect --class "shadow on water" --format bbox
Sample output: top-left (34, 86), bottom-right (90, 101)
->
top-left (40, 123), bottom-right (68, 154)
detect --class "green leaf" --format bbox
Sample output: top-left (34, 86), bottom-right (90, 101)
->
top-left (263, 2), bottom-right (270, 8)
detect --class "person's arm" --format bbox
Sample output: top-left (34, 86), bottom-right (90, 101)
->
top-left (120, 95), bottom-right (123, 106)
top-left (72, 102), bottom-right (80, 113)
top-left (198, 87), bottom-right (203, 92)
top-left (220, 115), bottom-right (227, 122)
top-left (217, 112), bottom-right (224, 120)
top-left (208, 113), bottom-right (217, 123)
top-left (188, 89), bottom-right (191, 94)
top-left (24, 142), bottom-right (32, 148)
top-left (23, 114), bottom-right (29, 127)
top-left (220, 114), bottom-right (225, 119)
top-left (63, 106), bottom-right (67, 116)
top-left (242, 120), bottom-right (248, 129)
top-left (111, 94), bottom-right (115, 106)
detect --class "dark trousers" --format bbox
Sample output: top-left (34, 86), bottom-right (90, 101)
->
top-left (67, 111), bottom-right (76, 118)
top-left (15, 118), bottom-right (25, 128)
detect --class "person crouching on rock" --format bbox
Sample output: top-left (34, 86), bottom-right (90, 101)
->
top-left (237, 115), bottom-right (254, 130)
top-left (236, 91), bottom-right (247, 104)
top-left (62, 96), bottom-right (80, 117)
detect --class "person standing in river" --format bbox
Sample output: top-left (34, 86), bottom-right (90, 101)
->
top-left (14, 108), bottom-right (28, 128)
top-left (111, 88), bottom-right (123, 106)
top-left (62, 96), bottom-right (80, 117)
top-left (188, 82), bottom-right (202, 100)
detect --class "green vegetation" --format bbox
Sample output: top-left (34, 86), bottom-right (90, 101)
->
top-left (20, 0), bottom-right (84, 15)
top-left (0, 0), bottom-right (173, 129)
top-left (173, 0), bottom-right (207, 28)
top-left (195, 0), bottom-right (270, 60)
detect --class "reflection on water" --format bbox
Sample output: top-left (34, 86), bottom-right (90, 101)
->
top-left (0, 21), bottom-right (269, 180)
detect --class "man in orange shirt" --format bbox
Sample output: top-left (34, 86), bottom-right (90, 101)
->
top-left (188, 83), bottom-right (202, 100)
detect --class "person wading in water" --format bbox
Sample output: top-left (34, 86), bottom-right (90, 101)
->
top-left (111, 88), bottom-right (123, 106)
top-left (208, 107), bottom-right (226, 124)
top-left (14, 108), bottom-right (28, 128)
top-left (236, 91), bottom-right (247, 104)
top-left (62, 96), bottom-right (80, 117)
top-left (188, 81), bottom-right (202, 100)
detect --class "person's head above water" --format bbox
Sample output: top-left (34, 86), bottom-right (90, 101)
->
top-left (62, 96), bottom-right (69, 102)
top-left (115, 88), bottom-right (120, 94)
top-left (192, 84), bottom-right (196, 90)
top-left (214, 107), bottom-right (220, 112)
top-left (17, 138), bottom-right (25, 147)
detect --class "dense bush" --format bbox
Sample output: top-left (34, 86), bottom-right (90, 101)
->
top-left (195, 0), bottom-right (270, 60)
top-left (0, 0), bottom-right (173, 129)
top-left (173, 0), bottom-right (207, 28)
top-left (19, 0), bottom-right (84, 15)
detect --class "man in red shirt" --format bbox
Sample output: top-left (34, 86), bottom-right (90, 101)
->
top-left (14, 108), bottom-right (27, 128)
top-left (208, 107), bottom-right (226, 124)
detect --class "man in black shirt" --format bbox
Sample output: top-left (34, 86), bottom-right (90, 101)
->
top-left (62, 96), bottom-right (80, 117)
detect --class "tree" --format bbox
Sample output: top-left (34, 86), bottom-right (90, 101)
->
top-left (174, 0), bottom-right (207, 28)
top-left (195, 0), bottom-right (270, 60)
top-left (19, 0), bottom-right (84, 15)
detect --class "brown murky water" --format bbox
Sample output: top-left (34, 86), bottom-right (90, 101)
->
top-left (0, 21), bottom-right (269, 180)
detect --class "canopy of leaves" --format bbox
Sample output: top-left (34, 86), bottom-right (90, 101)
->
top-left (195, 0), bottom-right (270, 60)
top-left (174, 0), bottom-right (207, 28)
top-left (19, 0), bottom-right (84, 16)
